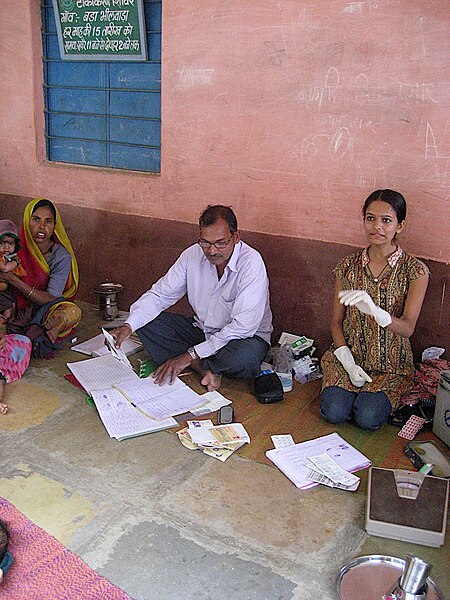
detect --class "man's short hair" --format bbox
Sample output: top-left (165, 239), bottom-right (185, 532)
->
top-left (199, 205), bottom-right (238, 234)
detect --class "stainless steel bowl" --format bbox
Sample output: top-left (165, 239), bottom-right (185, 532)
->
top-left (336, 555), bottom-right (443, 600)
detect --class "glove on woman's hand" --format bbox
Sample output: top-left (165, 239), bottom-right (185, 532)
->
top-left (333, 345), bottom-right (372, 388)
top-left (338, 289), bottom-right (392, 327)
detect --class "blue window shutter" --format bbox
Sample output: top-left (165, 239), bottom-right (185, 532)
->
top-left (42, 0), bottom-right (161, 173)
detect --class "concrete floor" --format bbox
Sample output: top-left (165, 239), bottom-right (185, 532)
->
top-left (1, 301), bottom-right (448, 600)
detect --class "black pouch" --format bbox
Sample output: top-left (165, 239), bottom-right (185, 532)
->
top-left (388, 398), bottom-right (435, 431)
top-left (254, 372), bottom-right (284, 404)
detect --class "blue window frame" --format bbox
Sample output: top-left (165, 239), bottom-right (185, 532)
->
top-left (41, 1), bottom-right (161, 173)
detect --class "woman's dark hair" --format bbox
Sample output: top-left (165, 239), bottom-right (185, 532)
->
top-left (32, 199), bottom-right (57, 223)
top-left (0, 519), bottom-right (9, 562)
top-left (199, 205), bottom-right (238, 234)
top-left (362, 189), bottom-right (406, 223)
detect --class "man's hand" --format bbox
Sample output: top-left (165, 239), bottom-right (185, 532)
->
top-left (153, 352), bottom-right (192, 386)
top-left (110, 324), bottom-right (132, 348)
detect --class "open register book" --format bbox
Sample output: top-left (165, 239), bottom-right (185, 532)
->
top-left (67, 354), bottom-right (208, 441)
top-left (266, 432), bottom-right (371, 490)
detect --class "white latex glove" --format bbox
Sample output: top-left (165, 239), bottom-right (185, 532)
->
top-left (333, 345), bottom-right (373, 388)
top-left (338, 289), bottom-right (392, 328)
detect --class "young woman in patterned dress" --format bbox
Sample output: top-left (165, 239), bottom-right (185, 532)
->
top-left (320, 189), bottom-right (429, 430)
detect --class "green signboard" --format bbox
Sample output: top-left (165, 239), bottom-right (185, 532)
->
top-left (51, 0), bottom-right (148, 61)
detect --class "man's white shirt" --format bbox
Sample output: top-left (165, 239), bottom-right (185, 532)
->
top-left (126, 241), bottom-right (273, 358)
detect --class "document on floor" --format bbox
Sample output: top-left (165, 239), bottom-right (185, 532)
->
top-left (67, 354), bottom-right (208, 439)
top-left (91, 387), bottom-right (177, 441)
top-left (177, 419), bottom-right (246, 461)
top-left (189, 390), bottom-right (232, 416)
top-left (266, 432), bottom-right (371, 490)
top-left (71, 332), bottom-right (143, 358)
top-left (113, 377), bottom-right (207, 419)
top-left (305, 452), bottom-right (360, 491)
top-left (67, 354), bottom-right (138, 393)
top-left (188, 423), bottom-right (250, 448)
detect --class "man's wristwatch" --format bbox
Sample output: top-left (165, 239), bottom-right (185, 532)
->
top-left (187, 347), bottom-right (197, 361)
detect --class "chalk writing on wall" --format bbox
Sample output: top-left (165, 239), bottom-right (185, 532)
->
top-left (52, 0), bottom-right (147, 61)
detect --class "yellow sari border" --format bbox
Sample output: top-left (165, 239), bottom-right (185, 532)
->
top-left (22, 198), bottom-right (79, 300)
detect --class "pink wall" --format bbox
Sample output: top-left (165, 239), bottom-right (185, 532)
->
top-left (0, 1), bottom-right (448, 262)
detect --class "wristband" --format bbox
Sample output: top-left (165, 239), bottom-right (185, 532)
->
top-left (26, 286), bottom-right (35, 299)
top-left (187, 347), bottom-right (197, 361)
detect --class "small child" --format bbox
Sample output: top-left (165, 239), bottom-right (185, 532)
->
top-left (0, 518), bottom-right (14, 583)
top-left (0, 220), bottom-right (26, 326)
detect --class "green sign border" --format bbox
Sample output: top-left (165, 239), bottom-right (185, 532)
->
top-left (51, 0), bottom-right (148, 61)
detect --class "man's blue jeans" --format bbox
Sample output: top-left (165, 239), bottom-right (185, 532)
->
top-left (136, 312), bottom-right (269, 379)
top-left (320, 385), bottom-right (391, 430)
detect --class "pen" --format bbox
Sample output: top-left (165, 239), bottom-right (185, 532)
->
top-left (112, 384), bottom-right (160, 420)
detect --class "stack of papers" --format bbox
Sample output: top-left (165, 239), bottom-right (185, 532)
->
top-left (305, 452), bottom-right (360, 491)
top-left (67, 354), bottom-right (208, 441)
top-left (266, 432), bottom-right (371, 490)
top-left (71, 332), bottom-right (143, 358)
top-left (189, 390), bottom-right (232, 416)
top-left (177, 419), bottom-right (249, 461)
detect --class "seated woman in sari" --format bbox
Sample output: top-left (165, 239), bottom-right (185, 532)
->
top-left (0, 199), bottom-right (81, 358)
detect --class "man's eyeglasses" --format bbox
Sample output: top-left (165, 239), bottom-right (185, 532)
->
top-left (198, 234), bottom-right (234, 250)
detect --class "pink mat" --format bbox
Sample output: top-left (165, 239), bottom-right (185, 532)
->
top-left (0, 497), bottom-right (132, 599)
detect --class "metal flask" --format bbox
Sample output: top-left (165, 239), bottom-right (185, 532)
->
top-left (93, 282), bottom-right (123, 321)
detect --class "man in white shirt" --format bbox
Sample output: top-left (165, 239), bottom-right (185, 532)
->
top-left (113, 205), bottom-right (273, 391)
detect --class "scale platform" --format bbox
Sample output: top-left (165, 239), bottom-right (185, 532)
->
top-left (366, 468), bottom-right (449, 547)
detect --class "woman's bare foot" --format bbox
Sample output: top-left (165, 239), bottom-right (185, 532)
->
top-left (200, 370), bottom-right (222, 392)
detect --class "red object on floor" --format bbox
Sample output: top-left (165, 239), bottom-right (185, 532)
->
top-left (0, 497), bottom-right (132, 599)
top-left (64, 372), bottom-right (87, 393)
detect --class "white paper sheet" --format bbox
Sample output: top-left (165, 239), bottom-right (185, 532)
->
top-left (188, 423), bottom-right (250, 447)
top-left (271, 434), bottom-right (295, 449)
top-left (114, 377), bottom-right (206, 419)
top-left (71, 333), bottom-right (142, 357)
top-left (266, 433), bottom-right (371, 490)
top-left (307, 452), bottom-right (360, 486)
top-left (189, 390), bottom-right (232, 415)
top-left (67, 354), bottom-right (138, 393)
top-left (91, 388), bottom-right (177, 440)
top-left (102, 328), bottom-right (133, 369)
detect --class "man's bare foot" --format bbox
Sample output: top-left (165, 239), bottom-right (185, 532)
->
top-left (200, 370), bottom-right (222, 392)
top-left (0, 402), bottom-right (8, 415)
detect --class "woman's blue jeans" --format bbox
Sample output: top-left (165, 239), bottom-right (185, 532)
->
top-left (320, 386), bottom-right (391, 430)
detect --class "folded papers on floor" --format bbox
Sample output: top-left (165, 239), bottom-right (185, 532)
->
top-left (177, 419), bottom-right (250, 461)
